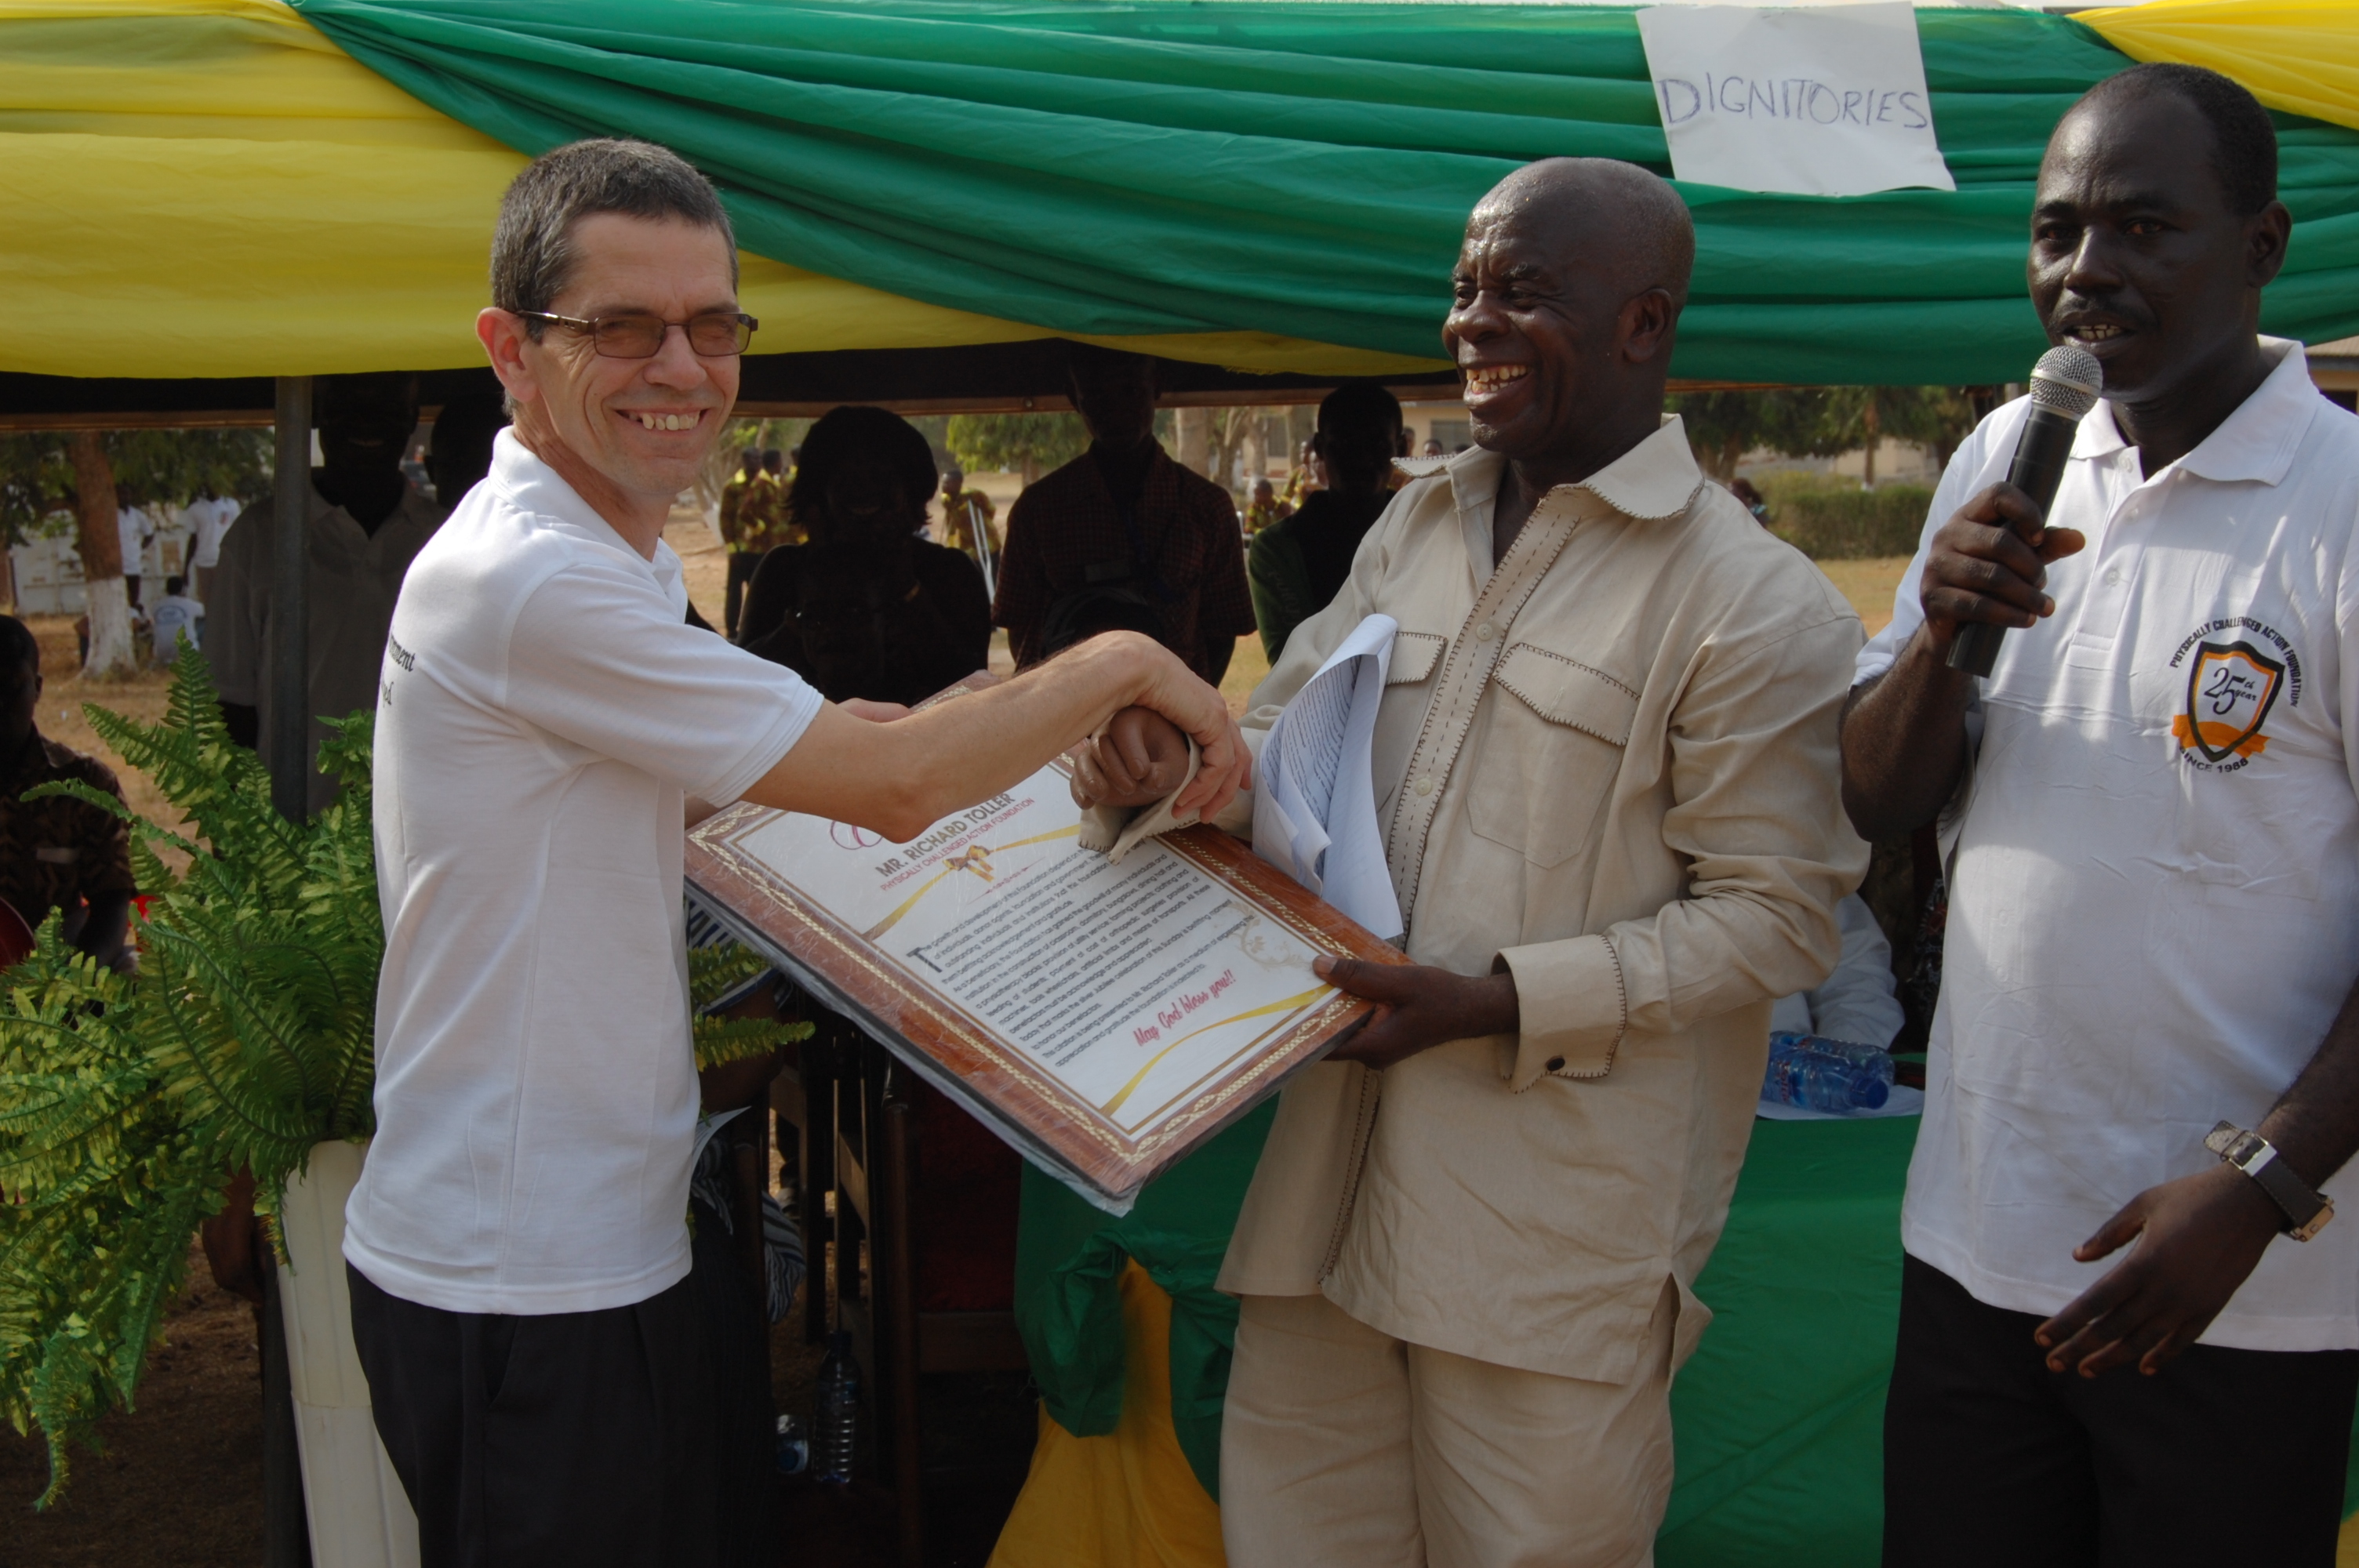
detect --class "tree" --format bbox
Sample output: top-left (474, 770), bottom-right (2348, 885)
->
top-left (1669, 390), bottom-right (1856, 482)
top-left (1865, 387), bottom-right (1993, 474)
top-left (1670, 387), bottom-right (1997, 486)
top-left (0, 429), bottom-right (270, 677)
top-left (946, 412), bottom-right (1090, 486)
top-left (66, 434), bottom-right (133, 677)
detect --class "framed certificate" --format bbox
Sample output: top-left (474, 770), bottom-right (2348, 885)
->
top-left (685, 741), bottom-right (1404, 1205)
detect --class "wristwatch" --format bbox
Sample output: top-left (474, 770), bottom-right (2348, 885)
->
top-left (2205, 1122), bottom-right (2334, 1242)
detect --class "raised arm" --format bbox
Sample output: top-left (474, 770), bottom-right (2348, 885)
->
top-left (1840, 482), bottom-right (2085, 842)
top-left (745, 630), bottom-right (1246, 840)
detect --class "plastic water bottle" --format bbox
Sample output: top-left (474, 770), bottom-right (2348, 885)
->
top-left (1763, 1032), bottom-right (1893, 1114)
top-left (812, 1331), bottom-right (860, 1484)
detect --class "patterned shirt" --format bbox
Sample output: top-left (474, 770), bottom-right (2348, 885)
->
top-left (718, 474), bottom-right (758, 550)
top-left (993, 445), bottom-right (1256, 682)
top-left (940, 488), bottom-right (1000, 554)
top-left (0, 729), bottom-right (136, 931)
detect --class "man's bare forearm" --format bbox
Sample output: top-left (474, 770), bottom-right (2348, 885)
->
top-left (1839, 627), bottom-right (1976, 842)
top-left (746, 632), bottom-right (1238, 839)
top-left (2255, 976), bottom-right (2359, 1196)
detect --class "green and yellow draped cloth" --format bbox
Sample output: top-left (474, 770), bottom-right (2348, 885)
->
top-left (10, 0), bottom-right (2359, 385)
top-left (999, 1112), bottom-right (2359, 1568)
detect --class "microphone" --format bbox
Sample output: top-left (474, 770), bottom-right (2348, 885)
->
top-left (1946, 345), bottom-right (2103, 677)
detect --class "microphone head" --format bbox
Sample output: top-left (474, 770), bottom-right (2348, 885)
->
top-left (2029, 345), bottom-right (2103, 421)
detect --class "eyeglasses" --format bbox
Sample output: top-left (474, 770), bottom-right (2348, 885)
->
top-left (520, 310), bottom-right (758, 359)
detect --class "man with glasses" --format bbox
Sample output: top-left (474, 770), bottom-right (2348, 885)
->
top-left (343, 138), bottom-right (1245, 1568)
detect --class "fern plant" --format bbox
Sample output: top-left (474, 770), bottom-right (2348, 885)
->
top-left (0, 646), bottom-right (804, 1504)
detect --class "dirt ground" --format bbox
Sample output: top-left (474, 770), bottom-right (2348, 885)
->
top-left (0, 1242), bottom-right (267, 1567)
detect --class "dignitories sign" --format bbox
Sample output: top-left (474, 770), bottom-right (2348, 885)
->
top-left (686, 704), bottom-right (1401, 1207)
top-left (1637, 2), bottom-right (1954, 198)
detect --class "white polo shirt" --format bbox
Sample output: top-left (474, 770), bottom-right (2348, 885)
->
top-left (345, 431), bottom-right (822, 1316)
top-left (1859, 339), bottom-right (2359, 1351)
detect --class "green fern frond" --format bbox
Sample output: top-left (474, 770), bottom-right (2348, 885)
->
top-left (687, 942), bottom-right (810, 1069)
top-left (0, 655), bottom-right (380, 1502)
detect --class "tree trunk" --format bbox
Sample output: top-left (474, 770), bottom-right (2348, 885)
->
top-left (1175, 407), bottom-right (1211, 478)
top-left (1713, 437), bottom-right (1744, 484)
top-left (1242, 413), bottom-right (1267, 492)
top-left (67, 433), bottom-right (136, 679)
top-left (1215, 409), bottom-right (1252, 499)
top-left (1862, 399), bottom-right (1881, 489)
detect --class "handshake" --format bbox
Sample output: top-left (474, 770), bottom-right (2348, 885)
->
top-left (1063, 693), bottom-right (1516, 1071)
top-left (1067, 706), bottom-right (1209, 813)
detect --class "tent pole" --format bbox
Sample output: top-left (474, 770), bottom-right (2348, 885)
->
top-left (264, 375), bottom-right (314, 1568)
top-left (270, 377), bottom-right (311, 824)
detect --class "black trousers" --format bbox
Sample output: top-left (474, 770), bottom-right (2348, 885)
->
top-left (348, 1265), bottom-right (716, 1568)
top-left (689, 1192), bottom-right (776, 1568)
top-left (723, 550), bottom-right (761, 640)
top-left (1883, 1253), bottom-right (2357, 1567)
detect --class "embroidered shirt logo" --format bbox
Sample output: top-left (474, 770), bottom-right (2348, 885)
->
top-left (2176, 641), bottom-right (2282, 762)
top-left (2168, 618), bottom-right (2301, 773)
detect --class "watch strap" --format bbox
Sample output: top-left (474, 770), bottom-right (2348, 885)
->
top-left (2207, 1122), bottom-right (2334, 1242)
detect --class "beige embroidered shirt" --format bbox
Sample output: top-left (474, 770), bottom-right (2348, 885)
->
top-left (1208, 419), bottom-right (1867, 1382)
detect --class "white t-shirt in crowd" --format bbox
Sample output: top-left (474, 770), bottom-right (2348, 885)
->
top-left (1768, 892), bottom-right (1903, 1048)
top-left (116, 506), bottom-right (152, 576)
top-left (1858, 339), bottom-right (2359, 1352)
top-left (147, 593), bottom-right (203, 659)
top-left (344, 431), bottom-right (823, 1316)
top-left (188, 495), bottom-right (238, 569)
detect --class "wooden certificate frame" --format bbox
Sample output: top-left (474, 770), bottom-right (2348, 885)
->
top-left (685, 760), bottom-right (1406, 1204)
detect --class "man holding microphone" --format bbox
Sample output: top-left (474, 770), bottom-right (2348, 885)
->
top-left (1845, 65), bottom-right (2359, 1562)
top-left (343, 138), bottom-right (1243, 1567)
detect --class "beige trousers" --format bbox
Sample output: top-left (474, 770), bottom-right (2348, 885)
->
top-left (1219, 1290), bottom-right (1677, 1568)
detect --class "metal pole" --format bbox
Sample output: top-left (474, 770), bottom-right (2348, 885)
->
top-left (264, 375), bottom-right (314, 1567)
top-left (270, 377), bottom-right (312, 824)
top-left (966, 498), bottom-right (996, 603)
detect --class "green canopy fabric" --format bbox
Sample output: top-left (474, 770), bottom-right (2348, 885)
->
top-left (289, 0), bottom-right (2359, 385)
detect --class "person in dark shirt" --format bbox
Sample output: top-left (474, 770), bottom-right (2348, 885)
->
top-left (0, 615), bottom-right (135, 970)
top-left (1248, 381), bottom-right (1405, 663)
top-left (735, 405), bottom-right (990, 706)
top-left (424, 390), bottom-right (511, 515)
top-left (994, 345), bottom-right (1256, 685)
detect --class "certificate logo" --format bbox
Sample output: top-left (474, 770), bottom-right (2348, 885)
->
top-left (830, 822), bottom-right (882, 851)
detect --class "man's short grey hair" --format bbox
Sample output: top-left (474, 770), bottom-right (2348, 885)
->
top-left (492, 138), bottom-right (737, 337)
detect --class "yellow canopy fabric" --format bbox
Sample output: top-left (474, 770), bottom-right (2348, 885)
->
top-left (16, 0), bottom-right (2359, 385)
top-left (2080, 1), bottom-right (2359, 136)
top-left (0, 0), bottom-right (1435, 382)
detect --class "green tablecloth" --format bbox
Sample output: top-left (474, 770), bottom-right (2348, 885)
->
top-left (1012, 1110), bottom-right (2359, 1563)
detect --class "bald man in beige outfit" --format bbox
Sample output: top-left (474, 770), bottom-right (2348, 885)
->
top-left (1074, 160), bottom-right (1865, 1566)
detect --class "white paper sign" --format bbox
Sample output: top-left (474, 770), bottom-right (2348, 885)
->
top-left (1637, 3), bottom-right (1954, 198)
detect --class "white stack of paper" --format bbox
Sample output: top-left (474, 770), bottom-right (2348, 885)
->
top-left (1252, 614), bottom-right (1404, 944)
